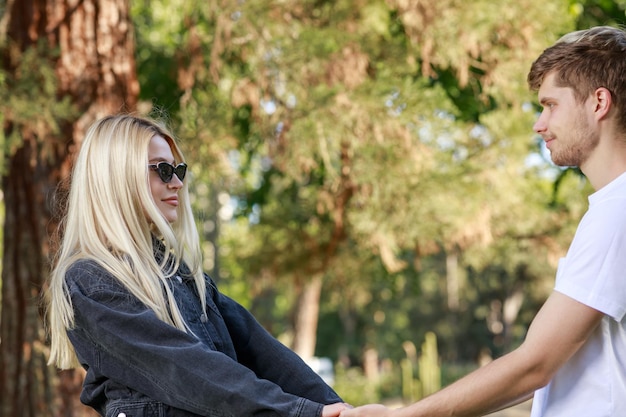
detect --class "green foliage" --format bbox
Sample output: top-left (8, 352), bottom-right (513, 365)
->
top-left (333, 332), bottom-right (441, 405)
top-left (129, 0), bottom-right (616, 404)
top-left (0, 41), bottom-right (75, 175)
top-left (571, 0), bottom-right (626, 27)
top-left (0, 0), bottom-right (619, 410)
top-left (333, 364), bottom-right (385, 406)
top-left (131, 0), bottom-right (187, 113)
top-left (418, 332), bottom-right (441, 398)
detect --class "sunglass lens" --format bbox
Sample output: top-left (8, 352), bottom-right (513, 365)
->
top-left (174, 164), bottom-right (187, 181)
top-left (157, 163), bottom-right (175, 183)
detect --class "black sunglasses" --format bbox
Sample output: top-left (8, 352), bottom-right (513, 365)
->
top-left (148, 162), bottom-right (187, 183)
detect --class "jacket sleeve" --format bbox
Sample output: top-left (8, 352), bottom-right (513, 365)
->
top-left (210, 277), bottom-right (342, 405)
top-left (66, 261), bottom-right (325, 417)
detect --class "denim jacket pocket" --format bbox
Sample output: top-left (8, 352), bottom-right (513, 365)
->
top-left (106, 399), bottom-right (205, 417)
top-left (106, 399), bottom-right (165, 417)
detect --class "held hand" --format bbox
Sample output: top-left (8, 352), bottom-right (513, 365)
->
top-left (339, 404), bottom-right (392, 417)
top-left (322, 402), bottom-right (354, 417)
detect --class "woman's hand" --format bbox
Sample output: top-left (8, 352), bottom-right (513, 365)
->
top-left (322, 402), bottom-right (354, 417)
top-left (339, 404), bottom-right (393, 417)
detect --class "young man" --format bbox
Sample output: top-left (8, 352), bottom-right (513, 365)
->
top-left (341, 26), bottom-right (626, 417)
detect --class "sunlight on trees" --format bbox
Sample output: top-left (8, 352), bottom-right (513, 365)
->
top-left (128, 0), bottom-right (605, 402)
top-left (1, 0), bottom-right (624, 414)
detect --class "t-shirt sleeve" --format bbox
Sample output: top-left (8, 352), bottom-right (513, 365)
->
top-left (554, 201), bottom-right (626, 321)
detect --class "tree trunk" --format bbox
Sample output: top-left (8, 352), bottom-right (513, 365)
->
top-left (291, 142), bottom-right (353, 361)
top-left (0, 1), bottom-right (138, 416)
top-left (292, 273), bottom-right (323, 360)
top-left (446, 249), bottom-right (459, 311)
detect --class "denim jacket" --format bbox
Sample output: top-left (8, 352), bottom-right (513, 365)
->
top-left (65, 254), bottom-right (341, 417)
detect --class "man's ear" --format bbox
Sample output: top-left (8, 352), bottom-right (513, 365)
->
top-left (593, 87), bottom-right (612, 121)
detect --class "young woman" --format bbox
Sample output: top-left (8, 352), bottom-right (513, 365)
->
top-left (46, 114), bottom-right (349, 417)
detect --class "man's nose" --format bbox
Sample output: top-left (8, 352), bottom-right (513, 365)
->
top-left (533, 112), bottom-right (547, 134)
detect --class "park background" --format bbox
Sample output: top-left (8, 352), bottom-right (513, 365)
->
top-left (0, 1), bottom-right (625, 416)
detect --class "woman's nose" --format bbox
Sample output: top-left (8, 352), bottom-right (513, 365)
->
top-left (168, 174), bottom-right (183, 189)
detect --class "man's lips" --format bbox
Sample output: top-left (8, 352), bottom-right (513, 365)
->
top-left (544, 137), bottom-right (555, 149)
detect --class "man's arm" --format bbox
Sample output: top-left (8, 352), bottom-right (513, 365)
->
top-left (342, 291), bottom-right (604, 417)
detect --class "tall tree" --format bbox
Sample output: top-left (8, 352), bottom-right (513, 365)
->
top-left (128, 0), bottom-right (579, 364)
top-left (130, 0), bottom-right (591, 374)
top-left (202, 0), bottom-right (576, 361)
top-left (0, 1), bottom-right (138, 416)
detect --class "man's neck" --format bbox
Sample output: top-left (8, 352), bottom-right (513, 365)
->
top-left (581, 133), bottom-right (626, 190)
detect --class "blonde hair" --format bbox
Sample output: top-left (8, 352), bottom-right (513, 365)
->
top-left (46, 114), bottom-right (206, 369)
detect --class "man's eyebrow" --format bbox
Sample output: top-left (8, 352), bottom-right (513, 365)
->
top-left (539, 96), bottom-right (555, 106)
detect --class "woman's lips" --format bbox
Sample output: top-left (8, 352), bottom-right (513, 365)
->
top-left (163, 197), bottom-right (179, 206)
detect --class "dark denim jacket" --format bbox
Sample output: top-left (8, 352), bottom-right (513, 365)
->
top-left (65, 256), bottom-right (341, 417)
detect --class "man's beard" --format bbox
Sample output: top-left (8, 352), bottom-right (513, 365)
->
top-left (550, 115), bottom-right (599, 168)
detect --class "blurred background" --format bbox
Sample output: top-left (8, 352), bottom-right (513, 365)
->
top-left (0, 1), bottom-right (624, 416)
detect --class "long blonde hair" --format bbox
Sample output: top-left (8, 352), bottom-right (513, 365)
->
top-left (46, 114), bottom-right (206, 369)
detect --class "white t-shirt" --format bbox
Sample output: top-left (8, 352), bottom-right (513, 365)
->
top-left (530, 172), bottom-right (626, 417)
